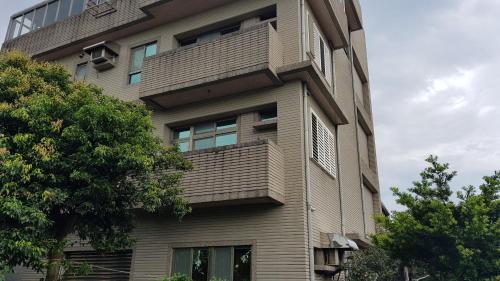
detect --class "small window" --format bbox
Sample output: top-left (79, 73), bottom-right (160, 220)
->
top-left (172, 118), bottom-right (237, 152)
top-left (33, 6), bottom-right (47, 30)
top-left (8, 16), bottom-right (23, 40)
top-left (70, 0), bottom-right (86, 16)
top-left (172, 246), bottom-right (251, 281)
top-left (75, 63), bottom-right (87, 81)
top-left (57, 0), bottom-right (72, 21)
top-left (178, 24), bottom-right (240, 47)
top-left (129, 41), bottom-right (157, 84)
top-left (44, 1), bottom-right (59, 27)
top-left (21, 11), bottom-right (35, 35)
top-left (259, 108), bottom-right (277, 122)
top-left (311, 112), bottom-right (337, 177)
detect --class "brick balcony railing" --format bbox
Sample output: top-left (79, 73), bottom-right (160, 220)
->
top-left (140, 22), bottom-right (283, 108)
top-left (181, 140), bottom-right (285, 206)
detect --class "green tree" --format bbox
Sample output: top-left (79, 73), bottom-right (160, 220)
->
top-left (0, 52), bottom-right (192, 281)
top-left (343, 247), bottom-right (400, 281)
top-left (374, 156), bottom-right (500, 281)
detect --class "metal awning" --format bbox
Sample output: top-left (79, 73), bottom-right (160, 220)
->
top-left (327, 233), bottom-right (359, 250)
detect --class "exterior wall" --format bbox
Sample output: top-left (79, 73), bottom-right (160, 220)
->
top-left (333, 47), bottom-right (366, 236)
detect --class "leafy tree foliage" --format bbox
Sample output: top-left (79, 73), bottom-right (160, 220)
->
top-left (374, 156), bottom-right (500, 281)
top-left (343, 247), bottom-right (400, 281)
top-left (0, 52), bottom-right (192, 281)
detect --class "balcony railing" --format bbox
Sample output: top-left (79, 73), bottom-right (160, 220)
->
top-left (180, 140), bottom-right (285, 207)
top-left (139, 22), bottom-right (283, 108)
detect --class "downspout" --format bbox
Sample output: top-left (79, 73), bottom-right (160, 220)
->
top-left (348, 29), bottom-right (368, 236)
top-left (300, 1), bottom-right (315, 281)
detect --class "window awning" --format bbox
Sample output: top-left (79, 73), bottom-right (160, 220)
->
top-left (327, 233), bottom-right (359, 251)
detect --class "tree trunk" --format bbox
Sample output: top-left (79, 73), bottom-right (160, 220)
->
top-left (45, 247), bottom-right (64, 281)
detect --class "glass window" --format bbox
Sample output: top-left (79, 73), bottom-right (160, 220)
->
top-left (194, 137), bottom-right (214, 150)
top-left (173, 249), bottom-right (192, 277)
top-left (259, 108), bottom-right (277, 122)
top-left (172, 246), bottom-right (251, 281)
top-left (33, 6), bottom-right (47, 30)
top-left (212, 247), bottom-right (232, 281)
top-left (128, 72), bottom-right (142, 85)
top-left (129, 42), bottom-right (157, 84)
top-left (45, 1), bottom-right (59, 27)
top-left (75, 63), bottom-right (87, 81)
top-left (21, 11), bottom-right (35, 35)
top-left (233, 247), bottom-right (252, 281)
top-left (130, 46), bottom-right (145, 72)
top-left (216, 133), bottom-right (237, 147)
top-left (70, 0), bottom-right (86, 16)
top-left (9, 16), bottom-right (23, 39)
top-left (145, 43), bottom-right (157, 58)
top-left (216, 119), bottom-right (237, 131)
top-left (57, 0), bottom-right (71, 21)
top-left (174, 128), bottom-right (191, 140)
top-left (173, 117), bottom-right (237, 152)
top-left (192, 248), bottom-right (209, 281)
top-left (195, 123), bottom-right (214, 134)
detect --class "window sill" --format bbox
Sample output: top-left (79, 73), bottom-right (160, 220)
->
top-left (253, 119), bottom-right (277, 131)
top-left (310, 157), bottom-right (337, 181)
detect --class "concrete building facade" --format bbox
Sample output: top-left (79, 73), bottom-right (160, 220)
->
top-left (3, 0), bottom-right (381, 280)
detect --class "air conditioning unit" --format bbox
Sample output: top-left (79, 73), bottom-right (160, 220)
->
top-left (83, 41), bottom-right (120, 71)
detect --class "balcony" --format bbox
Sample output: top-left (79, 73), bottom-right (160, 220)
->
top-left (2, 0), bottom-right (232, 60)
top-left (180, 140), bottom-right (285, 207)
top-left (139, 22), bottom-right (283, 108)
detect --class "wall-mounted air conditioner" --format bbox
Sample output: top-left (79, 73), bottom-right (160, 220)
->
top-left (83, 41), bottom-right (120, 71)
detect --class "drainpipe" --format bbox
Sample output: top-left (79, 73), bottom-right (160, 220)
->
top-left (302, 83), bottom-right (315, 281)
top-left (300, 1), bottom-right (315, 281)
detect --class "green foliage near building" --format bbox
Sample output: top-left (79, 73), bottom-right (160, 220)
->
top-left (343, 247), bottom-right (400, 281)
top-left (0, 51), bottom-right (192, 281)
top-left (374, 156), bottom-right (500, 281)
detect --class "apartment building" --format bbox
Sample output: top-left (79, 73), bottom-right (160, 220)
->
top-left (3, 0), bottom-right (380, 280)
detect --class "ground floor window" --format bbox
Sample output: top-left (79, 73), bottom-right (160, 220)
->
top-left (172, 246), bottom-right (251, 281)
top-left (64, 250), bottom-right (133, 280)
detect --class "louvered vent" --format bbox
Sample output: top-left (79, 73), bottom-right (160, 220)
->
top-left (64, 250), bottom-right (133, 281)
top-left (311, 113), bottom-right (337, 177)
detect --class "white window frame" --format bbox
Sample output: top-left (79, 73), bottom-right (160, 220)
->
top-left (311, 111), bottom-right (337, 177)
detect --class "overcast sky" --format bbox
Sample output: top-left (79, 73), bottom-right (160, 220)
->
top-left (1, 1), bottom-right (499, 211)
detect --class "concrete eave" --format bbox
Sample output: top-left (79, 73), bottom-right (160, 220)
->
top-left (278, 60), bottom-right (348, 126)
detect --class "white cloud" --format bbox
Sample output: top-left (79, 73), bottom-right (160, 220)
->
top-left (361, 0), bottom-right (500, 210)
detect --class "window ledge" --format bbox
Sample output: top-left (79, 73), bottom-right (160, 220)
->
top-left (310, 157), bottom-right (337, 181)
top-left (253, 119), bottom-right (277, 130)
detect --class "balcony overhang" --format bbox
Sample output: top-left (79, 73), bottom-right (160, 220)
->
top-left (277, 60), bottom-right (348, 125)
top-left (140, 23), bottom-right (283, 109)
top-left (308, 0), bottom-right (348, 49)
top-left (345, 0), bottom-right (363, 31)
top-left (181, 140), bottom-right (285, 207)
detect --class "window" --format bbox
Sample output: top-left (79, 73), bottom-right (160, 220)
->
top-left (173, 118), bottom-right (237, 152)
top-left (6, 0), bottom-right (89, 40)
top-left (129, 42), bottom-right (157, 84)
top-left (172, 246), bottom-right (252, 281)
top-left (259, 108), bottom-right (277, 122)
top-left (179, 24), bottom-right (241, 47)
top-left (310, 20), bottom-right (333, 85)
top-left (311, 112), bottom-right (337, 177)
top-left (75, 63), bottom-right (87, 81)
top-left (64, 250), bottom-right (133, 281)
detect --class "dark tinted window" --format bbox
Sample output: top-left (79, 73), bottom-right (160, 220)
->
top-left (233, 246), bottom-right (252, 281)
top-left (44, 1), bottom-right (59, 26)
top-left (57, 0), bottom-right (71, 21)
top-left (192, 248), bottom-right (209, 281)
top-left (33, 6), bottom-right (47, 29)
top-left (70, 0), bottom-right (85, 16)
